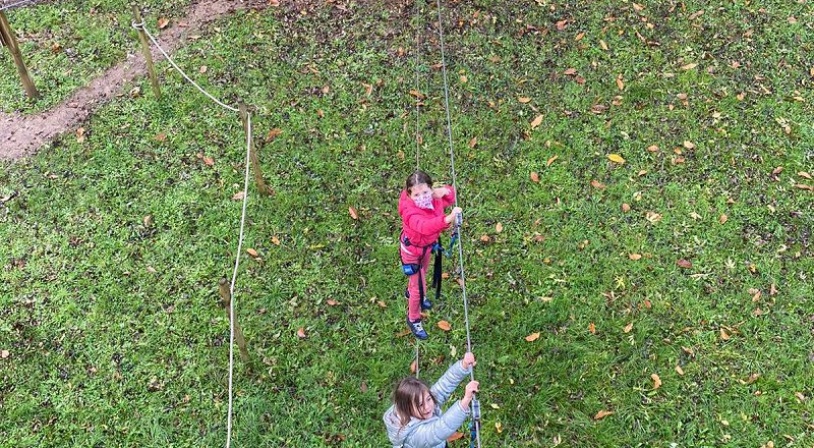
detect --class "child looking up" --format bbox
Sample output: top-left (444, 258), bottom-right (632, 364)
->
top-left (383, 352), bottom-right (479, 448)
top-left (398, 170), bottom-right (461, 340)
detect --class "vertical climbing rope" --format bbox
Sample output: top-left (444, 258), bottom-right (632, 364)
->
top-left (433, 0), bottom-right (481, 446)
top-left (131, 19), bottom-right (251, 448)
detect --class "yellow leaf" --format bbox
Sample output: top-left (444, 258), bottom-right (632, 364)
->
top-left (623, 322), bottom-right (634, 333)
top-left (271, 236), bottom-right (281, 246)
top-left (599, 40), bottom-right (609, 51)
top-left (546, 155), bottom-right (558, 167)
top-left (616, 74), bottom-right (625, 91)
top-left (720, 328), bottom-right (730, 340)
top-left (495, 222), bottom-right (503, 233)
top-left (647, 144), bottom-right (660, 152)
top-left (495, 422), bottom-right (503, 433)
top-left (530, 114), bottom-right (544, 129)
top-left (575, 32), bottom-right (585, 41)
top-left (524, 332), bottom-right (540, 342)
top-left (594, 410), bottom-right (614, 420)
top-left (719, 214), bottom-right (728, 224)
top-left (246, 248), bottom-right (259, 258)
top-left (651, 373), bottom-right (662, 389)
top-left (437, 320), bottom-right (452, 331)
top-left (681, 63), bottom-right (698, 70)
top-left (629, 253), bottom-right (642, 260)
top-left (683, 140), bottom-right (696, 149)
top-left (675, 365), bottom-right (684, 376)
top-left (518, 96), bottom-right (532, 103)
top-left (490, 403), bottom-right (500, 409)
top-left (608, 154), bottom-right (626, 164)
top-left (798, 171), bottom-right (812, 180)
top-left (459, 74), bottom-right (468, 83)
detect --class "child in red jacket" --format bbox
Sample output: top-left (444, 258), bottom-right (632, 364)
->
top-left (398, 170), bottom-right (461, 340)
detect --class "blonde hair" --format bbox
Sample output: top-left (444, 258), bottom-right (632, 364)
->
top-left (393, 377), bottom-right (437, 427)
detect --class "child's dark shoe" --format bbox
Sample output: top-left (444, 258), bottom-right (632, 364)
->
top-left (407, 318), bottom-right (428, 340)
top-left (406, 289), bottom-right (433, 311)
top-left (420, 297), bottom-right (433, 310)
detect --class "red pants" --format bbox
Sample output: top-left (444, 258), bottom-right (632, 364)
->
top-left (400, 241), bottom-right (432, 321)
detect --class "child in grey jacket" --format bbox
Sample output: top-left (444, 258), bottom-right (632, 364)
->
top-left (383, 353), bottom-right (479, 448)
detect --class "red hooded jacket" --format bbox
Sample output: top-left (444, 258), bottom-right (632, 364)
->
top-left (398, 186), bottom-right (457, 248)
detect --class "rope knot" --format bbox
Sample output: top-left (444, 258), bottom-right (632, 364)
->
top-left (131, 20), bottom-right (145, 30)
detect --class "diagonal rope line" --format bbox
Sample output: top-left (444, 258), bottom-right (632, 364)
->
top-left (0, 0), bottom-right (39, 12)
top-left (130, 18), bottom-right (249, 448)
top-left (133, 21), bottom-right (239, 112)
top-left (434, 1), bottom-right (481, 447)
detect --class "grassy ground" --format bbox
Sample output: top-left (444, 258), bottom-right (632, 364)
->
top-left (2, 0), bottom-right (814, 446)
top-left (0, 0), bottom-right (191, 113)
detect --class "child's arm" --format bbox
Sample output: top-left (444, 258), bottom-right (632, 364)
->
top-left (407, 212), bottom-right (453, 237)
top-left (430, 353), bottom-right (475, 407)
top-left (406, 401), bottom-right (470, 448)
top-left (433, 185), bottom-right (456, 208)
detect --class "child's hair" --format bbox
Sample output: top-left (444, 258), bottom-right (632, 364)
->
top-left (406, 170), bottom-right (433, 194)
top-left (393, 377), bottom-right (437, 427)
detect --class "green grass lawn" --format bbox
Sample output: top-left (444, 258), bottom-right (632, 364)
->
top-left (0, 0), bottom-right (191, 113)
top-left (2, 0), bottom-right (814, 446)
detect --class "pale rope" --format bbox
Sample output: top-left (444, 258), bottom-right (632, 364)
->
top-left (225, 112), bottom-right (252, 448)
top-left (0, 0), bottom-right (39, 12)
top-left (413, 0), bottom-right (422, 169)
top-left (130, 18), bottom-right (249, 448)
top-left (132, 21), bottom-right (240, 113)
top-left (434, 0), bottom-right (481, 446)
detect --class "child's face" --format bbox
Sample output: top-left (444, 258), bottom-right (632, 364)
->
top-left (417, 390), bottom-right (434, 419)
top-left (409, 183), bottom-right (432, 202)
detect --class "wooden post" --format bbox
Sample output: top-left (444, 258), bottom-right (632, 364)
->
top-left (218, 278), bottom-right (251, 366)
top-left (0, 11), bottom-right (39, 100)
top-left (240, 104), bottom-right (274, 196)
top-left (131, 6), bottom-right (161, 99)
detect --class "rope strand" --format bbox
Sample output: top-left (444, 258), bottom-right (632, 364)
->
top-left (433, 0), bottom-right (481, 446)
top-left (130, 18), bottom-right (249, 448)
top-left (413, 0), bottom-right (422, 169)
top-left (133, 21), bottom-right (240, 112)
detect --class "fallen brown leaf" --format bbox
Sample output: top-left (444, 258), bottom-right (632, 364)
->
top-left (525, 332), bottom-right (540, 342)
top-left (676, 259), bottom-right (693, 269)
top-left (594, 410), bottom-right (614, 420)
top-left (349, 207), bottom-right (359, 220)
top-left (651, 373), bottom-right (662, 389)
top-left (530, 172), bottom-right (540, 183)
top-left (437, 320), bottom-right (452, 331)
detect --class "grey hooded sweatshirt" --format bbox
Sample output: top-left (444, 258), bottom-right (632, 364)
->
top-left (383, 360), bottom-right (472, 448)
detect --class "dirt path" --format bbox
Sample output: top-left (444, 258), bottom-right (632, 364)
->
top-left (0, 0), bottom-right (268, 161)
